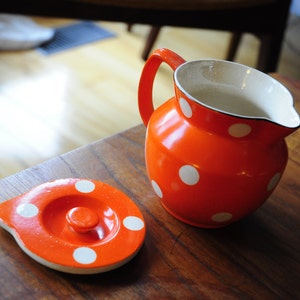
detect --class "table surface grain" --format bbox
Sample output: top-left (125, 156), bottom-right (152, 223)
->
top-left (0, 74), bottom-right (299, 299)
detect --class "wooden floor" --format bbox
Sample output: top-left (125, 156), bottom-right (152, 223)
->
top-left (0, 16), bottom-right (300, 178)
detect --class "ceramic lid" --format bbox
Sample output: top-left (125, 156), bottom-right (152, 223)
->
top-left (0, 178), bottom-right (146, 274)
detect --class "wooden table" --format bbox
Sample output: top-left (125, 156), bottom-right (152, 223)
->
top-left (0, 74), bottom-right (299, 299)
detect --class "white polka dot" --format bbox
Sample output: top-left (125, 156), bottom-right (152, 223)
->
top-left (73, 247), bottom-right (97, 264)
top-left (151, 180), bottom-right (163, 198)
top-left (75, 180), bottom-right (95, 193)
top-left (267, 172), bottom-right (281, 191)
top-left (16, 203), bottom-right (39, 218)
top-left (212, 212), bottom-right (233, 223)
top-left (123, 216), bottom-right (145, 231)
top-left (179, 165), bottom-right (200, 185)
top-left (179, 97), bottom-right (193, 118)
top-left (228, 123), bottom-right (252, 138)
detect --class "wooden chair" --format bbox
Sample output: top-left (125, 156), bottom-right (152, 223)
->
top-left (133, 0), bottom-right (292, 72)
top-left (1, 0), bottom-right (291, 72)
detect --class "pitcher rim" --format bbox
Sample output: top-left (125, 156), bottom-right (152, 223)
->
top-left (174, 59), bottom-right (300, 129)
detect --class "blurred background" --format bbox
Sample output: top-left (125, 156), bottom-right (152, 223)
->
top-left (0, 1), bottom-right (299, 177)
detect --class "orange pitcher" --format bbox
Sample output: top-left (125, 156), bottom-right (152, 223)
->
top-left (138, 48), bottom-right (300, 228)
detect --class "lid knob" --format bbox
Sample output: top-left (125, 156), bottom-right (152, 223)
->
top-left (66, 207), bottom-right (99, 233)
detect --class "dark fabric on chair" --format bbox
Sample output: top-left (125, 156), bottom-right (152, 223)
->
top-left (0, 0), bottom-right (291, 71)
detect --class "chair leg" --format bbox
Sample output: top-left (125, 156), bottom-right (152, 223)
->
top-left (226, 32), bottom-right (242, 62)
top-left (142, 26), bottom-right (161, 60)
top-left (256, 33), bottom-right (283, 73)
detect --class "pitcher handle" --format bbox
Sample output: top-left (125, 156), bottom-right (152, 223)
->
top-left (138, 48), bottom-right (186, 126)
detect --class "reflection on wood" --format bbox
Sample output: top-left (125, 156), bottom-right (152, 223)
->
top-left (0, 17), bottom-right (299, 177)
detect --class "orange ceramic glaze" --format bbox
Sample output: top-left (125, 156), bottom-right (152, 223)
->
top-left (138, 48), bottom-right (300, 228)
top-left (0, 178), bottom-right (146, 274)
top-left (66, 207), bottom-right (100, 233)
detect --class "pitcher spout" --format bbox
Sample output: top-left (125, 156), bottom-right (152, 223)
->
top-left (257, 106), bottom-right (300, 144)
top-left (239, 73), bottom-right (300, 143)
top-left (269, 122), bottom-right (299, 144)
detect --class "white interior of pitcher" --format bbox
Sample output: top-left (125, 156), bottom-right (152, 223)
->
top-left (174, 59), bottom-right (300, 128)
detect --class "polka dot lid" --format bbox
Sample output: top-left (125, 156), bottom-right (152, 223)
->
top-left (0, 178), bottom-right (146, 274)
